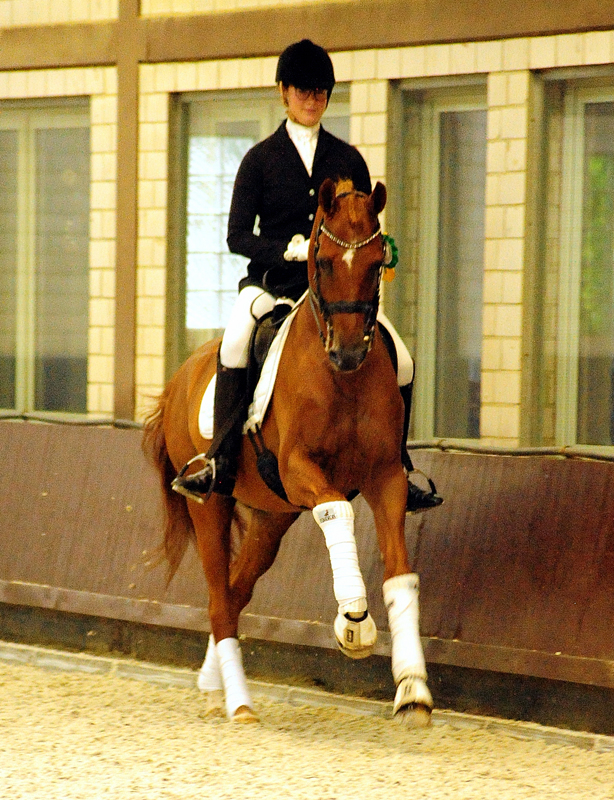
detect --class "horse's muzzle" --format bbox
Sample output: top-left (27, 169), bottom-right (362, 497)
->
top-left (328, 344), bottom-right (368, 372)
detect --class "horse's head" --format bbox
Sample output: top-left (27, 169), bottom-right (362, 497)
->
top-left (308, 178), bottom-right (387, 372)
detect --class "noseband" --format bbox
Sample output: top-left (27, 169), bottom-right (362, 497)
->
top-left (310, 210), bottom-right (384, 354)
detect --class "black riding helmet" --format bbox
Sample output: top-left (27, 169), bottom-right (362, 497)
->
top-left (275, 39), bottom-right (336, 98)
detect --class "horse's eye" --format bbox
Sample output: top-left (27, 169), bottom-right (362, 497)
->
top-left (317, 258), bottom-right (333, 275)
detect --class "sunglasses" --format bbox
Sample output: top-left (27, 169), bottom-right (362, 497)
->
top-left (294, 88), bottom-right (328, 102)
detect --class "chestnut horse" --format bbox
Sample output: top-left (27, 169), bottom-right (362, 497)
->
top-left (143, 178), bottom-right (433, 726)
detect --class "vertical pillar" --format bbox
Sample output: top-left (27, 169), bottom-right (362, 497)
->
top-left (482, 70), bottom-right (539, 447)
top-left (114, 0), bottom-right (142, 420)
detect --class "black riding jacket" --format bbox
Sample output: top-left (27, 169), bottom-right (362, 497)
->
top-left (227, 120), bottom-right (372, 300)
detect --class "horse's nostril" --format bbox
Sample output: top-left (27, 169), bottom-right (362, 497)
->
top-left (329, 347), bottom-right (367, 372)
top-left (328, 350), bottom-right (342, 368)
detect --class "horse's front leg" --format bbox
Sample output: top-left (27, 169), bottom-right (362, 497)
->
top-left (282, 454), bottom-right (377, 660)
top-left (363, 467), bottom-right (433, 727)
top-left (312, 499), bottom-right (378, 658)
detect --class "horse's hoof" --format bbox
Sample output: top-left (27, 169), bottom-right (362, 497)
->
top-left (337, 639), bottom-right (376, 659)
top-left (392, 676), bottom-right (433, 726)
top-left (231, 705), bottom-right (259, 724)
top-left (338, 643), bottom-right (374, 660)
top-left (394, 703), bottom-right (432, 729)
top-left (334, 611), bottom-right (377, 659)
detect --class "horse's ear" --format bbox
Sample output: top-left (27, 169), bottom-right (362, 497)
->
top-left (370, 181), bottom-right (387, 215)
top-left (319, 178), bottom-right (337, 215)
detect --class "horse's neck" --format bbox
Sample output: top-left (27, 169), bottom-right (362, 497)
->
top-left (291, 303), bottom-right (369, 393)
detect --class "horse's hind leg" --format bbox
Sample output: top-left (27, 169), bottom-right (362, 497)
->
top-left (192, 501), bottom-right (297, 723)
top-left (218, 508), bottom-right (298, 710)
top-left (188, 496), bottom-right (257, 723)
top-left (197, 633), bottom-right (224, 716)
top-left (227, 507), bottom-right (299, 613)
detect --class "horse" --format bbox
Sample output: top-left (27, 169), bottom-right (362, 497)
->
top-left (142, 177), bottom-right (433, 727)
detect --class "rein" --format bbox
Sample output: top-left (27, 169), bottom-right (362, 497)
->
top-left (310, 211), bottom-right (384, 353)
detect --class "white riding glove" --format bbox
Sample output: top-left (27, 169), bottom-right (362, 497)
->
top-left (284, 234), bottom-right (309, 262)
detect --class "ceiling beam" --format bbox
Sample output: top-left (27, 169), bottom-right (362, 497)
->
top-left (1, 1), bottom-right (614, 73)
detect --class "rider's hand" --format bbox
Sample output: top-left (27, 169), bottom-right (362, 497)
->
top-left (284, 234), bottom-right (309, 262)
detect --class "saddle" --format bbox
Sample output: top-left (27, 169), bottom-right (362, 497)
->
top-left (241, 301), bottom-right (296, 503)
top-left (246, 301), bottom-right (295, 401)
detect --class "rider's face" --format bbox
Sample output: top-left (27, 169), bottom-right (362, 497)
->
top-left (280, 84), bottom-right (328, 127)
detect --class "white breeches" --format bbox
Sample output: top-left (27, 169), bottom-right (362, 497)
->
top-left (219, 286), bottom-right (277, 368)
top-left (219, 286), bottom-right (415, 386)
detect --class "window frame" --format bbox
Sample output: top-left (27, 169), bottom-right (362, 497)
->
top-left (557, 84), bottom-right (614, 445)
top-left (0, 101), bottom-right (90, 413)
top-left (167, 85), bottom-right (351, 373)
top-left (394, 84), bottom-right (487, 440)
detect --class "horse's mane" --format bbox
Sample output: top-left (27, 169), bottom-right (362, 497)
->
top-left (333, 178), bottom-right (368, 229)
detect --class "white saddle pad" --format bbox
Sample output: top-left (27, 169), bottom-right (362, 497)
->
top-left (198, 293), bottom-right (306, 440)
top-left (198, 373), bottom-right (217, 440)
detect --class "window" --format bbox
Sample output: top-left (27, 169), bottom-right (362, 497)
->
top-left (168, 87), bottom-right (350, 370)
top-left (0, 103), bottom-right (90, 413)
top-left (389, 87), bottom-right (487, 439)
top-left (558, 86), bottom-right (614, 445)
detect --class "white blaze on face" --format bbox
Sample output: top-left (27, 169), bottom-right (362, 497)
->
top-left (342, 249), bottom-right (355, 268)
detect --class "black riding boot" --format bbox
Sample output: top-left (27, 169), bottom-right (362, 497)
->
top-left (172, 356), bottom-right (247, 500)
top-left (399, 382), bottom-right (444, 513)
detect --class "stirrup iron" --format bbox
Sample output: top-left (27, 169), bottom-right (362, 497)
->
top-left (404, 465), bottom-right (443, 514)
top-left (171, 453), bottom-right (214, 504)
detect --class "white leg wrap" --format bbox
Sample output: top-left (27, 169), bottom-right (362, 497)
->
top-left (197, 634), bottom-right (223, 693)
top-left (314, 501), bottom-right (377, 657)
top-left (312, 500), bottom-right (366, 616)
top-left (216, 637), bottom-right (253, 719)
top-left (383, 573), bottom-right (427, 683)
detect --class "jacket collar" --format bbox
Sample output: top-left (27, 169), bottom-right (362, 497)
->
top-left (278, 120), bottom-right (331, 177)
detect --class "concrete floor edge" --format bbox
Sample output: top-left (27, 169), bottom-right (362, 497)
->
top-left (1, 639), bottom-right (613, 753)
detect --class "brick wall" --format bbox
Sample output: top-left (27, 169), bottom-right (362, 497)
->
top-left (0, 0), bottom-right (117, 25)
top-left (2, 1), bottom-right (614, 441)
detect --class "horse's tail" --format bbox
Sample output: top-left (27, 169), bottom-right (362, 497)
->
top-left (142, 386), bottom-right (195, 585)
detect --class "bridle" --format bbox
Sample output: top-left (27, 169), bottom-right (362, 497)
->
top-left (309, 199), bottom-right (384, 354)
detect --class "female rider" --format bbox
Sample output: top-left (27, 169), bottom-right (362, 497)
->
top-left (174, 39), bottom-right (442, 513)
